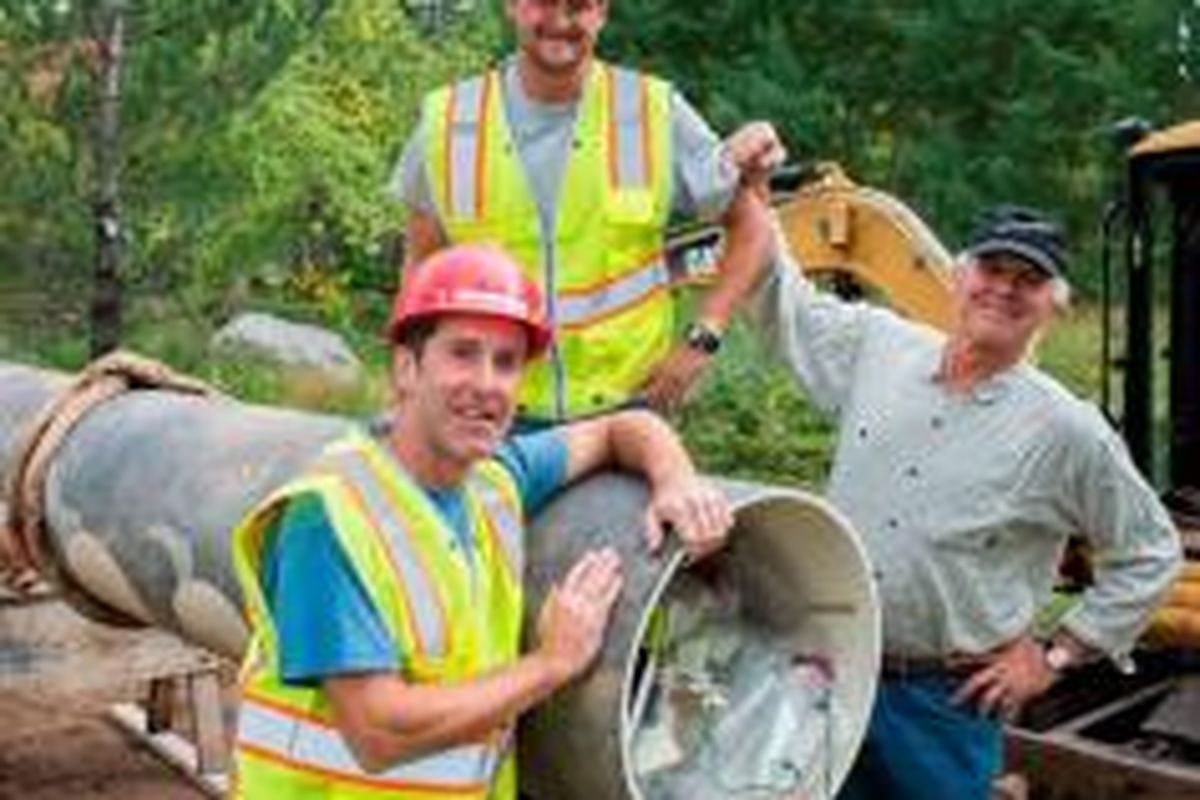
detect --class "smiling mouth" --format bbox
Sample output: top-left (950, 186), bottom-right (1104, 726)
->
top-left (539, 37), bottom-right (580, 50)
top-left (453, 407), bottom-right (504, 433)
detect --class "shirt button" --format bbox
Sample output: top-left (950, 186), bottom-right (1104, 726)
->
top-left (887, 518), bottom-right (899, 530)
top-left (905, 465), bottom-right (920, 479)
top-left (858, 426), bottom-right (869, 440)
top-left (931, 416), bottom-right (944, 430)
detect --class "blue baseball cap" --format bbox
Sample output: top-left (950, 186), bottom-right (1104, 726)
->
top-left (966, 205), bottom-right (1068, 279)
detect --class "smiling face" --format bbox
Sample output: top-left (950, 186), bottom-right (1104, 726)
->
top-left (393, 314), bottom-right (528, 482)
top-left (953, 253), bottom-right (1058, 362)
top-left (506, 0), bottom-right (607, 78)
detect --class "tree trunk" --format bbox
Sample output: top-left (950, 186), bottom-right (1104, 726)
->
top-left (88, 0), bottom-right (125, 357)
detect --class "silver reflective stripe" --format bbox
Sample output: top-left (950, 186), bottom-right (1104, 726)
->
top-left (611, 67), bottom-right (648, 188)
top-left (323, 450), bottom-right (447, 657)
top-left (449, 75), bottom-right (488, 220)
top-left (543, 237), bottom-right (569, 418)
top-left (558, 259), bottom-right (668, 327)
top-left (237, 698), bottom-right (494, 788)
top-left (470, 474), bottom-right (524, 578)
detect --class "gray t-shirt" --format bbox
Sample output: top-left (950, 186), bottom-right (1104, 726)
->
top-left (389, 60), bottom-right (738, 239)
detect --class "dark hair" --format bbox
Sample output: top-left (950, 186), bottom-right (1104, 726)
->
top-left (392, 316), bottom-right (439, 358)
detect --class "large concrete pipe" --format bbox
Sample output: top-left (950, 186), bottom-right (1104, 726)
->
top-left (522, 475), bottom-right (879, 799)
top-left (0, 360), bottom-right (347, 655)
top-left (0, 358), bottom-right (879, 798)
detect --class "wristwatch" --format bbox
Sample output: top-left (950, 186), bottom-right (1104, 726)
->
top-left (1042, 641), bottom-right (1075, 674)
top-left (684, 321), bottom-right (723, 355)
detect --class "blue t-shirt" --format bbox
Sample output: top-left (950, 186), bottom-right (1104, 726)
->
top-left (263, 429), bottom-right (569, 685)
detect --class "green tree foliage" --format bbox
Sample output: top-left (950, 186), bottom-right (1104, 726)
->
top-left (183, 0), bottom-right (497, 318)
top-left (1, 0), bottom-right (500, 360)
top-left (0, 3), bottom-right (88, 282)
top-left (604, 0), bottom-right (1197, 290)
top-left (0, 0), bottom-right (334, 336)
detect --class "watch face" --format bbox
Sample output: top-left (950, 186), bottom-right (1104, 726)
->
top-left (1045, 645), bottom-right (1072, 672)
top-left (685, 323), bottom-right (721, 354)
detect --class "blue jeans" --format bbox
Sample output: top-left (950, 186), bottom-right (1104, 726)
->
top-left (837, 674), bottom-right (1002, 800)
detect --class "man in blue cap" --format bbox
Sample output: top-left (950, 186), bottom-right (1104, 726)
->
top-left (743, 198), bottom-right (1182, 799)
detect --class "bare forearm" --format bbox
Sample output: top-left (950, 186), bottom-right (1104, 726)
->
top-left (696, 186), bottom-right (771, 328)
top-left (607, 410), bottom-right (697, 488)
top-left (326, 653), bottom-right (564, 771)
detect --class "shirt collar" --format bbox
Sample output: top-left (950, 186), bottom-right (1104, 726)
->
top-left (928, 348), bottom-right (1018, 405)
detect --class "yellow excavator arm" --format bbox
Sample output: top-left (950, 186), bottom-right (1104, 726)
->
top-left (774, 162), bottom-right (956, 331)
top-left (666, 161), bottom-right (957, 332)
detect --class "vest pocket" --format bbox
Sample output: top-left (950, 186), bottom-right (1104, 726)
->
top-left (605, 188), bottom-right (656, 225)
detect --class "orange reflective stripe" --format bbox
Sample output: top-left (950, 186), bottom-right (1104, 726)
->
top-left (351, 444), bottom-right (458, 657)
top-left (469, 470), bottom-right (523, 586)
top-left (639, 72), bottom-right (654, 187)
top-left (234, 495), bottom-right (310, 656)
top-left (476, 505), bottom-right (519, 587)
top-left (560, 283), bottom-right (668, 332)
top-left (318, 444), bottom-right (460, 659)
top-left (237, 695), bottom-right (497, 793)
top-left (310, 465), bottom-right (432, 657)
top-left (241, 687), bottom-right (328, 727)
top-left (606, 64), bottom-right (619, 189)
top-left (474, 71), bottom-right (493, 220)
top-left (443, 81), bottom-right (457, 218)
top-left (237, 743), bottom-right (487, 796)
top-left (443, 73), bottom-right (494, 222)
top-left (607, 66), bottom-right (652, 189)
top-left (557, 255), bottom-right (668, 331)
top-left (559, 249), bottom-right (664, 296)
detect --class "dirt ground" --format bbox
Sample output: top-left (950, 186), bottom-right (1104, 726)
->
top-left (0, 593), bottom-right (234, 800)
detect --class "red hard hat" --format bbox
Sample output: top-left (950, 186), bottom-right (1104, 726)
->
top-left (388, 244), bottom-right (552, 357)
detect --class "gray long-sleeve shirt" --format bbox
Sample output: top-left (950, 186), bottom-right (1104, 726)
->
top-left (747, 237), bottom-right (1181, 661)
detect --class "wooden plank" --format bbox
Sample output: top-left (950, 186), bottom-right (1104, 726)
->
top-left (1007, 727), bottom-right (1200, 800)
top-left (146, 676), bottom-right (176, 733)
top-left (189, 670), bottom-right (231, 774)
top-left (109, 702), bottom-right (229, 799)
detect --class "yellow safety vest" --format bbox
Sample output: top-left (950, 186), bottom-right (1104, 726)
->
top-left (424, 61), bottom-right (674, 420)
top-left (230, 432), bottom-right (525, 799)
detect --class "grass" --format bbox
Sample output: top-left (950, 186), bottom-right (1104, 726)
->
top-left (1037, 303), bottom-right (1105, 402)
top-left (679, 321), bottom-right (833, 489)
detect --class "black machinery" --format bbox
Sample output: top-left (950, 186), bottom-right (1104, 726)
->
top-left (1104, 120), bottom-right (1200, 530)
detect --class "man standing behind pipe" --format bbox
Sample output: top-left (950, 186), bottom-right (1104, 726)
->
top-left (392, 0), bottom-right (770, 424)
top-left (726, 126), bottom-right (1180, 800)
top-left (229, 244), bottom-right (732, 799)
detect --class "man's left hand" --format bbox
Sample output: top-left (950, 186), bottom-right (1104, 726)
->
top-left (641, 344), bottom-right (712, 415)
top-left (643, 476), bottom-right (733, 561)
top-left (952, 635), bottom-right (1057, 720)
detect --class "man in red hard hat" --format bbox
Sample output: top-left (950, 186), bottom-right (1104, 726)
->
top-left (230, 243), bottom-right (733, 799)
